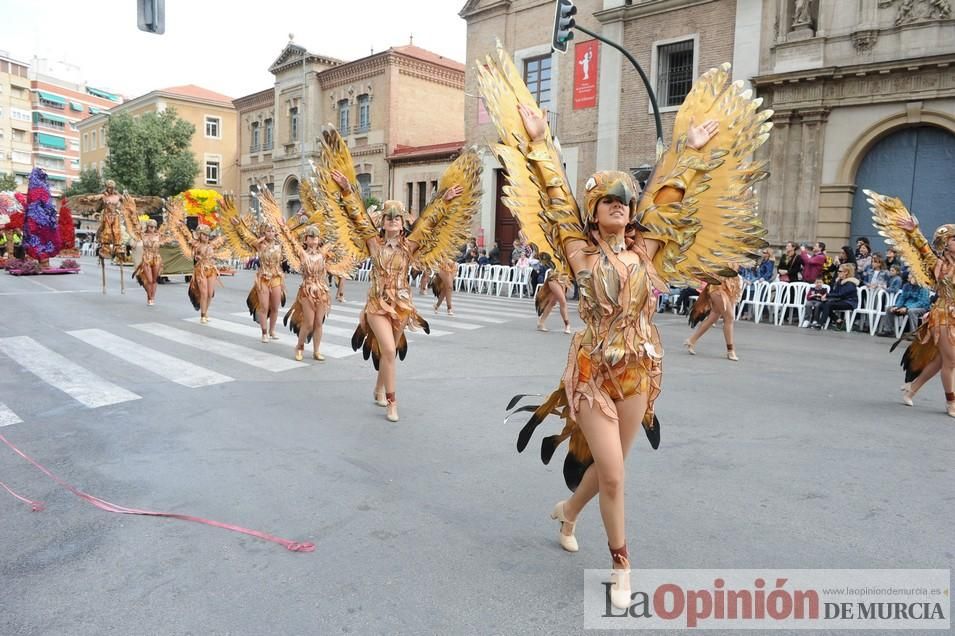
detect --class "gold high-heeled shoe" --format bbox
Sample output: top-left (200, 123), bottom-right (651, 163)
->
top-left (683, 339), bottom-right (695, 355)
top-left (726, 346), bottom-right (738, 362)
top-left (550, 501), bottom-right (578, 552)
top-left (313, 351), bottom-right (325, 361)
top-left (373, 390), bottom-right (388, 407)
top-left (294, 348), bottom-right (303, 361)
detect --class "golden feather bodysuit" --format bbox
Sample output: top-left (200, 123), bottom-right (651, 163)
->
top-left (141, 233), bottom-right (162, 268)
top-left (298, 249), bottom-right (332, 306)
top-left (563, 237), bottom-right (663, 423)
top-left (97, 196), bottom-right (124, 259)
top-left (256, 240), bottom-right (285, 291)
top-left (364, 236), bottom-right (426, 331)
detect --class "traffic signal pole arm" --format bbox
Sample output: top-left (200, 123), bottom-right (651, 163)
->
top-left (572, 22), bottom-right (664, 152)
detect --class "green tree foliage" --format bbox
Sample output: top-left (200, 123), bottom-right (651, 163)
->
top-left (104, 108), bottom-right (199, 197)
top-left (0, 172), bottom-right (17, 191)
top-left (63, 169), bottom-right (104, 197)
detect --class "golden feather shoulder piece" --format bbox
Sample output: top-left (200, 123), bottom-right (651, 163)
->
top-left (638, 63), bottom-right (773, 286)
top-left (312, 127), bottom-right (376, 263)
top-left (216, 194), bottom-right (257, 259)
top-left (407, 148), bottom-right (483, 270)
top-left (864, 189), bottom-right (937, 288)
top-left (163, 198), bottom-right (194, 260)
top-left (253, 187), bottom-right (303, 271)
top-left (119, 193), bottom-right (143, 241)
top-left (476, 41), bottom-right (583, 278)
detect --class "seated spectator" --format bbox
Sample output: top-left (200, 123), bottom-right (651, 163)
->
top-left (884, 247), bottom-right (903, 275)
top-left (886, 265), bottom-right (903, 294)
top-left (854, 236), bottom-right (871, 260)
top-left (814, 263), bottom-right (859, 330)
top-left (855, 242), bottom-right (872, 276)
top-left (756, 248), bottom-right (776, 282)
top-left (876, 272), bottom-right (931, 336)
top-left (511, 238), bottom-right (527, 266)
top-left (675, 286), bottom-right (700, 316)
top-left (798, 242), bottom-right (827, 283)
top-left (739, 265), bottom-right (757, 282)
top-left (801, 278), bottom-right (829, 328)
top-left (477, 248), bottom-right (489, 267)
top-left (863, 253), bottom-right (888, 288)
top-left (777, 242), bottom-right (803, 282)
top-left (488, 241), bottom-right (501, 265)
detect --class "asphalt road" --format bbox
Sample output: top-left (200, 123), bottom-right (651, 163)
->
top-left (1, 257), bottom-right (952, 635)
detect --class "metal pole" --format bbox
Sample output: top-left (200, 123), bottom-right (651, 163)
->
top-left (572, 23), bottom-right (663, 149)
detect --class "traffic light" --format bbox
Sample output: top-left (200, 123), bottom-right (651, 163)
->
top-left (552, 0), bottom-right (577, 54)
top-left (137, 0), bottom-right (165, 35)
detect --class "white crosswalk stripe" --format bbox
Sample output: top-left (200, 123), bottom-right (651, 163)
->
top-left (429, 299), bottom-right (533, 318)
top-left (131, 323), bottom-right (306, 372)
top-left (68, 328), bottom-right (233, 388)
top-left (0, 336), bottom-right (141, 408)
top-left (228, 312), bottom-right (363, 341)
top-left (334, 303), bottom-right (482, 331)
top-left (0, 402), bottom-right (22, 427)
top-left (321, 312), bottom-right (451, 337)
top-left (184, 317), bottom-right (357, 359)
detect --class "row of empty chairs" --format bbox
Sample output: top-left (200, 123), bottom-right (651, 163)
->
top-left (352, 260), bottom-right (536, 298)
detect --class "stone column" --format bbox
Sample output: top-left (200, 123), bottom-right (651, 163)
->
top-left (795, 108), bottom-right (829, 242)
top-left (764, 110), bottom-right (793, 243)
top-left (817, 184), bottom-right (856, 250)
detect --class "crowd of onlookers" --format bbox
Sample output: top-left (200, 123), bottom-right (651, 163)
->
top-left (726, 237), bottom-right (931, 335)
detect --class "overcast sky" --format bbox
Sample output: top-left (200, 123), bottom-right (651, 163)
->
top-left (0, 0), bottom-right (469, 100)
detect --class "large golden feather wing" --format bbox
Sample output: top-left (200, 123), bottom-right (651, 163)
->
top-left (312, 127), bottom-right (375, 262)
top-left (254, 187), bottom-right (303, 271)
top-left (120, 193), bottom-right (143, 241)
top-left (216, 194), bottom-right (257, 259)
top-left (864, 189), bottom-right (937, 288)
top-left (638, 63), bottom-right (773, 286)
top-left (476, 41), bottom-right (578, 277)
top-left (163, 198), bottom-right (194, 260)
top-left (406, 149), bottom-right (483, 269)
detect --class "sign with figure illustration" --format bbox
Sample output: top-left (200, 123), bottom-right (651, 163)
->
top-left (574, 40), bottom-right (599, 110)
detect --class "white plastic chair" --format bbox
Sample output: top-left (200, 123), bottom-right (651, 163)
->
top-left (501, 266), bottom-right (531, 297)
top-left (855, 288), bottom-right (890, 336)
top-left (356, 258), bottom-right (372, 282)
top-left (736, 280), bottom-right (769, 321)
top-left (774, 282), bottom-right (811, 326)
top-left (757, 281), bottom-right (787, 324)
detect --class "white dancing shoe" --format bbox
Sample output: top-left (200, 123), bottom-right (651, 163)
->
top-left (373, 390), bottom-right (388, 407)
top-left (901, 383), bottom-right (914, 407)
top-left (609, 560), bottom-right (632, 610)
top-left (550, 501), bottom-right (578, 552)
top-left (683, 339), bottom-right (696, 355)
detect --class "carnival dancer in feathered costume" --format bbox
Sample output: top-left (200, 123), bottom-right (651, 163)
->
top-left (535, 254), bottom-right (573, 333)
top-left (71, 180), bottom-right (161, 293)
top-left (241, 183), bottom-right (358, 361)
top-left (312, 126), bottom-right (481, 422)
top-left (21, 168), bottom-right (62, 267)
top-left (163, 197), bottom-right (229, 323)
top-left (480, 44), bottom-right (771, 608)
top-left (430, 258), bottom-right (459, 316)
top-left (119, 194), bottom-right (175, 305)
top-left (867, 191), bottom-right (955, 418)
top-left (684, 266), bottom-right (744, 360)
top-left (216, 197), bottom-right (289, 343)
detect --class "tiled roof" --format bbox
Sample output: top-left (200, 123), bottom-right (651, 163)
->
top-left (158, 84), bottom-right (234, 105)
top-left (390, 45), bottom-right (465, 72)
top-left (389, 141), bottom-right (465, 160)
